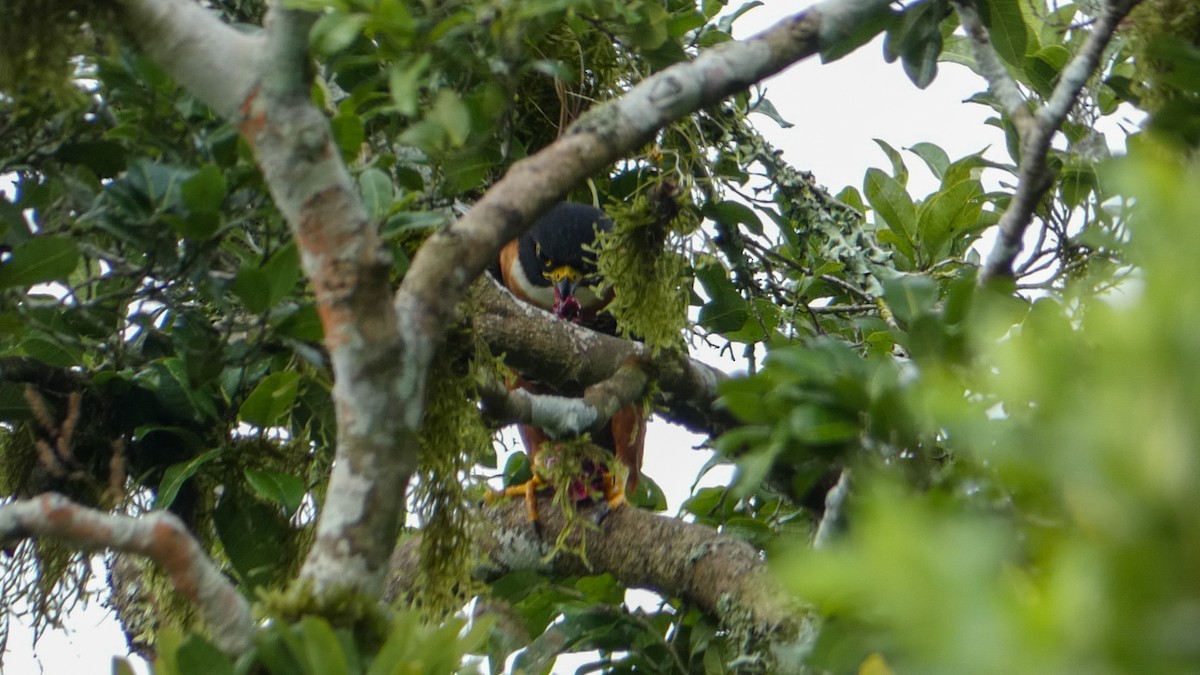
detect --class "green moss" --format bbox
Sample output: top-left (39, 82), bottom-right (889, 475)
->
top-left (409, 333), bottom-right (495, 618)
top-left (596, 191), bottom-right (696, 355)
top-left (1128, 0), bottom-right (1200, 112)
top-left (0, 0), bottom-right (100, 101)
top-left (260, 579), bottom-right (391, 650)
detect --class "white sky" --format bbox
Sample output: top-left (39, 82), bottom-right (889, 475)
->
top-left (5, 0), bottom-right (1101, 671)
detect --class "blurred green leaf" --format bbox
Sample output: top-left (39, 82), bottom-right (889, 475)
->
top-left (175, 634), bottom-right (235, 675)
top-left (0, 236), bottom-right (79, 289)
top-left (156, 449), bottom-right (221, 510)
top-left (181, 163), bottom-right (228, 214)
top-left (239, 371), bottom-right (301, 427)
top-left (244, 468), bottom-right (306, 517)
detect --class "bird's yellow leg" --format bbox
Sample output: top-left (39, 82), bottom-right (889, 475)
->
top-left (486, 474), bottom-right (547, 522)
top-left (601, 471), bottom-right (628, 511)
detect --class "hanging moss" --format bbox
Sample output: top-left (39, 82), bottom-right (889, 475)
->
top-left (0, 0), bottom-right (102, 101)
top-left (595, 190), bottom-right (697, 355)
top-left (409, 333), bottom-right (496, 618)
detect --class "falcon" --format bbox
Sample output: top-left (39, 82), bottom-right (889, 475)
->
top-left (493, 202), bottom-right (646, 519)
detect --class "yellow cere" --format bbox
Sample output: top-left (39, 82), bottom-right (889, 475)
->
top-left (545, 266), bottom-right (580, 283)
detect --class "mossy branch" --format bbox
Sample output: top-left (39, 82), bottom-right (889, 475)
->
top-left (0, 493), bottom-right (253, 656)
top-left (471, 276), bottom-right (737, 438)
top-left (385, 496), bottom-right (813, 669)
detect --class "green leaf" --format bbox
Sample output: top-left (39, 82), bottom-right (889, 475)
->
top-left (882, 274), bottom-right (938, 326)
top-left (136, 358), bottom-right (220, 422)
top-left (1060, 162), bottom-right (1097, 210)
top-left (330, 113), bottom-right (365, 160)
top-left (820, 3), bottom-right (896, 62)
top-left (299, 617), bottom-right (350, 675)
top-left (180, 163), bottom-right (228, 214)
top-left (863, 168), bottom-right (917, 259)
top-left (156, 449), bottom-right (221, 510)
top-left (232, 244), bottom-right (299, 314)
top-left (176, 634), bottom-right (235, 675)
top-left (245, 468), bottom-right (306, 517)
top-left (682, 486), bottom-right (730, 520)
top-left (359, 168), bottom-right (394, 223)
top-left (901, 26), bottom-right (942, 89)
top-left (751, 96), bottom-right (794, 128)
top-left (699, 293), bottom-right (750, 335)
top-left (917, 179), bottom-right (984, 260)
top-left (706, 199), bottom-right (763, 235)
top-left (213, 490), bottom-right (288, 590)
top-left (835, 186), bottom-right (866, 213)
top-left (0, 381), bottom-right (31, 422)
top-left (20, 332), bottom-right (82, 368)
top-left (388, 55), bottom-right (431, 118)
top-left (231, 268), bottom-right (270, 313)
top-left (1024, 46), bottom-right (1070, 99)
top-left (433, 90), bottom-right (471, 147)
top-left (873, 139), bottom-right (909, 186)
top-left (503, 451), bottom-right (533, 487)
top-left (623, 1), bottom-right (671, 49)
top-left (908, 142), bottom-right (950, 180)
top-left (311, 12), bottom-right (368, 56)
top-left (0, 236), bottom-right (80, 289)
top-left (723, 515), bottom-right (773, 546)
top-left (629, 474), bottom-right (668, 511)
top-left (175, 211), bottom-right (220, 241)
top-left (884, 0), bottom-right (945, 88)
top-left (0, 195), bottom-right (25, 239)
top-left (239, 371), bottom-right (301, 427)
top-left (54, 140), bottom-right (127, 179)
top-left (977, 0), bottom-right (1028, 67)
top-left (263, 243), bottom-right (301, 306)
top-left (702, 0), bottom-right (727, 19)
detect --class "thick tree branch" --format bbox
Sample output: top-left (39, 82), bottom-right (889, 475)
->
top-left (385, 498), bottom-right (812, 665)
top-left (116, 0), bottom-right (416, 597)
top-left (0, 494), bottom-right (253, 655)
top-left (978, 0), bottom-right (1141, 284)
top-left (239, 6), bottom-right (414, 597)
top-left (115, 0), bottom-right (259, 119)
top-left (471, 276), bottom-right (737, 437)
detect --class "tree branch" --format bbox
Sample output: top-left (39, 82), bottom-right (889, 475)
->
top-left (0, 494), bottom-right (253, 656)
top-left (978, 0), bottom-right (1141, 284)
top-left (471, 276), bottom-right (737, 438)
top-left (115, 0), bottom-right (260, 119)
top-left (950, 0), bottom-right (1034, 133)
top-left (385, 498), bottom-right (812, 665)
top-left (480, 362), bottom-right (649, 439)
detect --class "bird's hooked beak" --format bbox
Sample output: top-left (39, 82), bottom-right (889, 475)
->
top-left (549, 269), bottom-right (582, 322)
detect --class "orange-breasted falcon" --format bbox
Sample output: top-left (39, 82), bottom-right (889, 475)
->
top-left (494, 202), bottom-right (646, 518)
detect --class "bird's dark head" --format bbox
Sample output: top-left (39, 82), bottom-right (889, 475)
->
top-left (515, 203), bottom-right (613, 322)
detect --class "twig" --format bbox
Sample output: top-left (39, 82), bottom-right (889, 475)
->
top-left (951, 0), bottom-right (1035, 133)
top-left (978, 0), bottom-right (1142, 283)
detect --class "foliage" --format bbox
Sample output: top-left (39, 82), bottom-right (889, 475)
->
top-left (140, 609), bottom-right (490, 675)
top-left (0, 0), bottom-right (1195, 673)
